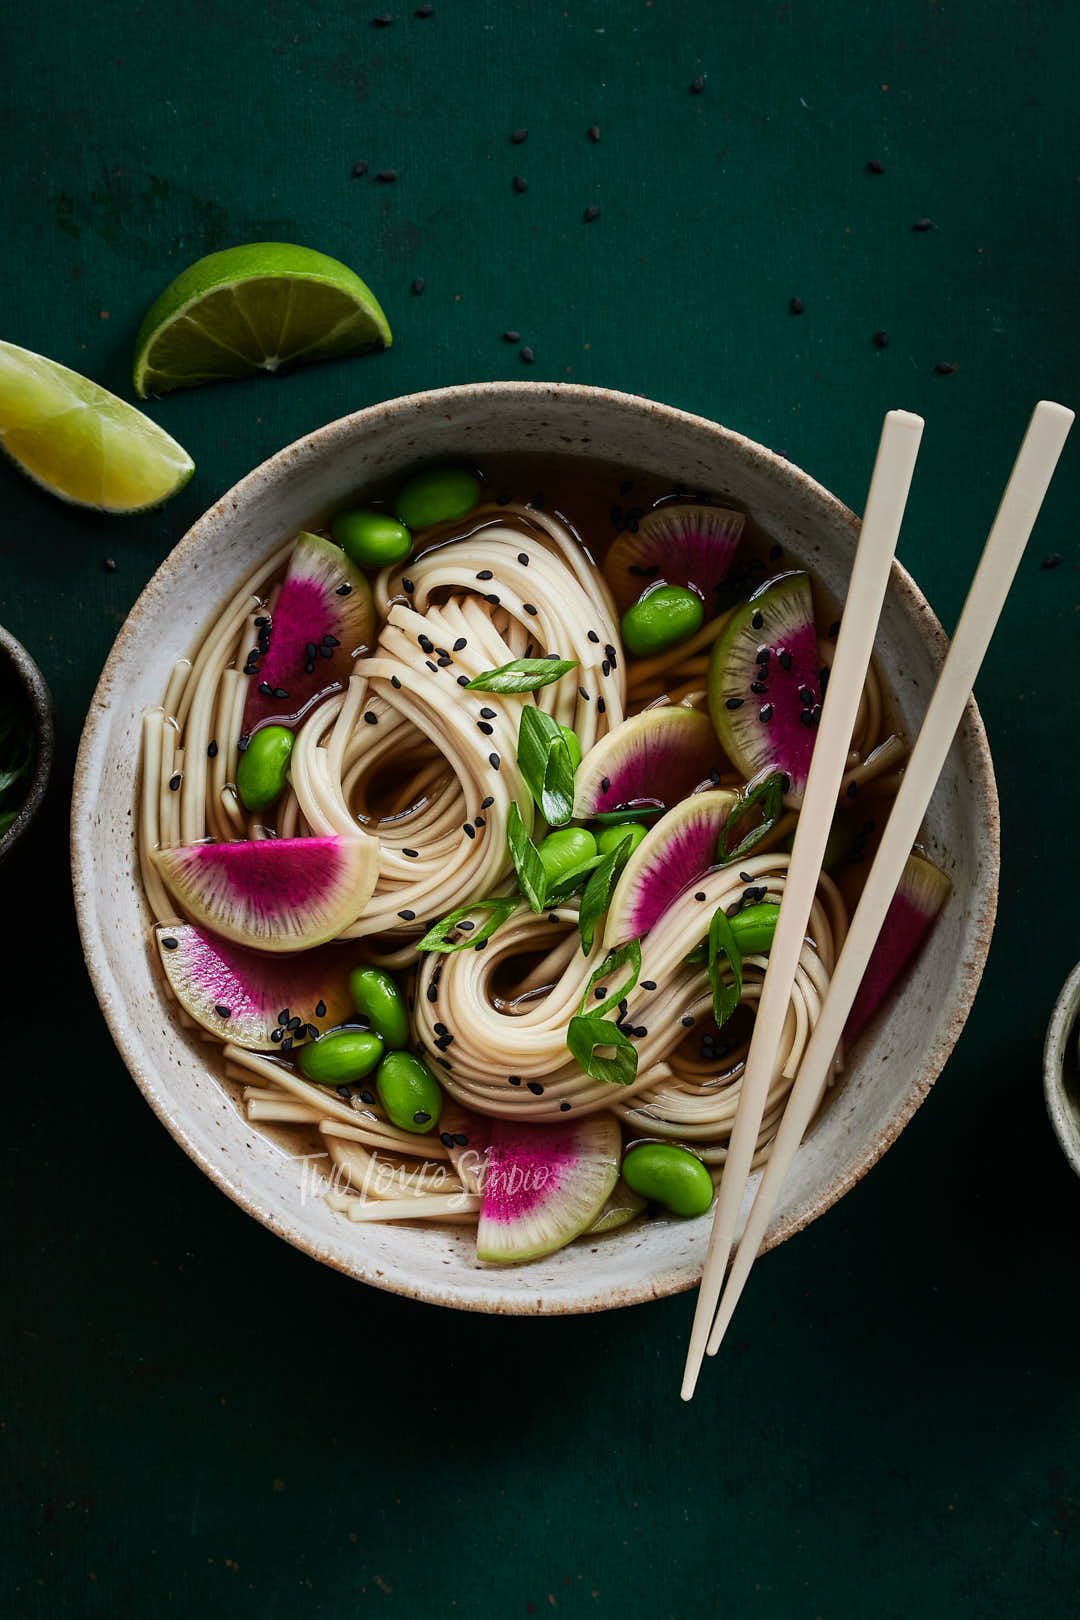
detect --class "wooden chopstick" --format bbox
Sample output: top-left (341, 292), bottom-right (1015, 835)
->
top-left (701, 398), bottom-right (1075, 1367)
top-left (680, 409), bottom-right (925, 1401)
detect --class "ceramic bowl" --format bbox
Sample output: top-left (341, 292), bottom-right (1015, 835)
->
top-left (0, 623), bottom-right (54, 866)
top-left (1044, 961), bottom-right (1080, 1178)
top-left (71, 382), bottom-right (999, 1313)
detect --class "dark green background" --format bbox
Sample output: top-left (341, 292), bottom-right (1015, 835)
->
top-left (2, 1), bottom-right (1078, 1614)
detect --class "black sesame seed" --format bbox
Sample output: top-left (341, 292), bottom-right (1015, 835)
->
top-left (751, 612), bottom-right (764, 629)
top-left (425, 660), bottom-right (438, 673)
top-left (273, 686), bottom-right (289, 698)
top-left (750, 680), bottom-right (767, 695)
top-left (206, 740), bottom-right (219, 759)
top-left (440, 1131), bottom-right (454, 1147)
top-left (411, 277), bottom-right (425, 295)
top-left (512, 175), bottom-right (528, 194)
top-left (477, 720), bottom-right (493, 735)
top-left (161, 936), bottom-right (178, 950)
top-left (478, 706), bottom-right (496, 720)
top-left (463, 823), bottom-right (476, 839)
top-left (789, 296), bottom-right (805, 315)
top-left (595, 987), bottom-right (608, 1000)
top-left (475, 569), bottom-right (493, 581)
top-left (457, 918), bottom-right (475, 931)
top-left (547, 912), bottom-right (559, 924)
top-left (873, 329), bottom-right (890, 349)
top-left (270, 1029), bottom-right (283, 1043)
top-left (778, 651), bottom-right (792, 671)
top-left (1042, 552), bottom-right (1063, 570)
top-left (781, 773), bottom-right (791, 793)
top-left (452, 1132), bottom-right (468, 1147)
top-left (215, 1004), bottom-right (231, 1019)
top-left (481, 796), bottom-right (494, 810)
top-left (523, 603), bottom-right (537, 615)
top-left (305, 1024), bottom-right (319, 1040)
top-left (690, 74), bottom-right (705, 93)
top-left (587, 629), bottom-right (600, 644)
top-left (511, 128), bottom-right (528, 144)
top-left (403, 848), bottom-right (418, 858)
top-left (695, 891), bottom-right (707, 902)
top-left (489, 752), bottom-right (501, 769)
top-left (760, 704), bottom-right (774, 722)
top-left (453, 637), bottom-right (468, 651)
top-left (913, 216), bottom-right (933, 231)
top-left (681, 1015), bottom-right (695, 1028)
top-left (376, 169), bottom-right (397, 183)
top-left (457, 675), bottom-right (470, 687)
top-left (358, 1088), bottom-right (376, 1104)
top-left (503, 329), bottom-right (521, 343)
top-left (402, 577), bottom-right (414, 594)
top-left (798, 686), bottom-right (815, 704)
top-left (315, 1000), bottom-right (327, 1018)
top-left (336, 583), bottom-right (352, 596)
top-left (725, 697), bottom-right (743, 711)
top-left (527, 1082), bottom-right (544, 1095)
top-left (484, 593), bottom-right (501, 606)
top-left (520, 346), bottom-right (534, 364)
top-left (391, 675), bottom-right (402, 690)
top-left (597, 697), bottom-right (606, 716)
top-left (398, 908), bottom-right (416, 921)
top-left (600, 776), bottom-right (610, 793)
top-left (508, 1074), bottom-right (522, 1085)
top-left (867, 157), bottom-right (885, 174)
top-left (281, 1037), bottom-right (293, 1052)
top-left (426, 984), bottom-right (438, 1003)
top-left (278, 1009), bottom-right (290, 1025)
top-left (287, 1016), bottom-right (301, 1031)
top-left (755, 648), bottom-right (770, 665)
top-left (634, 1026), bottom-right (648, 1039)
top-left (168, 773), bottom-right (181, 791)
top-left (418, 633), bottom-right (433, 652)
top-left (601, 660), bottom-right (610, 677)
top-left (364, 711), bottom-right (378, 725)
top-left (413, 1110), bottom-right (431, 1123)
top-left (935, 361), bottom-right (958, 375)
top-left (517, 551), bottom-right (530, 566)
top-left (641, 980), bottom-right (657, 992)
top-left (583, 205), bottom-right (600, 223)
top-left (436, 1058), bottom-right (452, 1071)
top-left (559, 1101), bottom-right (571, 1112)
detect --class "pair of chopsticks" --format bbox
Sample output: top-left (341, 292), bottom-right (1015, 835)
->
top-left (682, 399), bottom-right (1074, 1401)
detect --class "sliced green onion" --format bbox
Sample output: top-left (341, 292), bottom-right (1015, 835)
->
top-left (506, 802), bottom-right (548, 913)
top-left (566, 1013), bottom-right (638, 1086)
top-left (465, 657), bottom-right (578, 693)
top-left (517, 705), bottom-right (575, 827)
top-left (545, 854), bottom-right (603, 907)
top-left (415, 896), bottom-right (520, 953)
top-left (716, 772), bottom-right (785, 864)
top-left (577, 938), bottom-right (642, 1018)
top-left (578, 833), bottom-right (634, 954)
top-left (707, 907), bottom-right (743, 1029)
top-left (591, 805), bottom-right (665, 826)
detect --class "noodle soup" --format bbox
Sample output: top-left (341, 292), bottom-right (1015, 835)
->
top-left (137, 457), bottom-right (946, 1264)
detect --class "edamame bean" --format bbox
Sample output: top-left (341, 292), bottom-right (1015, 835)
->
top-left (236, 724), bottom-right (294, 812)
top-left (620, 585), bottom-right (704, 658)
top-left (537, 826), bottom-right (597, 886)
top-left (394, 466), bottom-right (480, 531)
top-left (621, 1142), bottom-right (715, 1217)
top-left (729, 902), bottom-right (780, 956)
top-left (331, 508), bottom-right (412, 568)
top-left (595, 821), bottom-right (648, 858)
top-left (559, 725), bottom-right (582, 772)
top-left (376, 1051), bottom-right (443, 1133)
top-left (298, 1028), bottom-right (384, 1087)
top-left (348, 966), bottom-right (409, 1049)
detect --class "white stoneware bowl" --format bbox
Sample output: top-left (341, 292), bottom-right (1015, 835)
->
top-left (72, 382), bottom-right (999, 1314)
top-left (1044, 961), bottom-right (1080, 1179)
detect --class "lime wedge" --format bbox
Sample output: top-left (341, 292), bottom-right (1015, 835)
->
top-left (0, 340), bottom-right (195, 513)
top-left (133, 242), bottom-right (393, 398)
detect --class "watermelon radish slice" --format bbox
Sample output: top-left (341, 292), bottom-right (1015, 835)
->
top-left (604, 503), bottom-right (745, 612)
top-left (603, 789), bottom-right (737, 946)
top-left (153, 834), bottom-right (378, 951)
top-left (708, 571), bottom-right (822, 805)
top-left (845, 853), bottom-right (951, 1043)
top-left (241, 532), bottom-right (374, 740)
top-left (154, 922), bottom-right (354, 1050)
top-left (573, 706), bottom-right (723, 819)
top-left (437, 1098), bottom-right (492, 1193)
top-left (476, 1113), bottom-right (622, 1263)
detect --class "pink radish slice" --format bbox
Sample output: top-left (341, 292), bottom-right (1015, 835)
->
top-left (603, 789), bottom-right (737, 946)
top-left (603, 503), bottom-right (745, 613)
top-left (573, 707), bottom-right (724, 819)
top-left (845, 852), bottom-right (952, 1043)
top-left (476, 1114), bottom-right (621, 1263)
top-left (155, 922), bottom-right (355, 1049)
top-left (241, 532), bottom-right (374, 739)
top-left (153, 834), bottom-right (378, 952)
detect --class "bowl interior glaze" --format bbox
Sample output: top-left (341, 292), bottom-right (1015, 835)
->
top-left (72, 383), bottom-right (998, 1314)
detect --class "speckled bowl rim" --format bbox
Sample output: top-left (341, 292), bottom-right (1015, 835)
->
top-left (71, 381), bottom-right (999, 1314)
top-left (1043, 960), bottom-right (1080, 1178)
top-left (0, 622), bottom-right (54, 864)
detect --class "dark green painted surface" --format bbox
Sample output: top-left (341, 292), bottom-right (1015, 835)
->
top-left (2, 1), bottom-right (1078, 1614)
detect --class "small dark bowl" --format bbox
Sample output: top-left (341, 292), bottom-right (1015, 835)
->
top-left (0, 624), bottom-right (54, 865)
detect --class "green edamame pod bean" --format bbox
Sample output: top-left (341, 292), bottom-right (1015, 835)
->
top-left (236, 725), bottom-right (294, 812)
top-left (537, 826), bottom-right (597, 886)
top-left (298, 1028), bottom-right (384, 1087)
top-left (620, 585), bottom-right (704, 658)
top-left (595, 821), bottom-right (648, 858)
top-left (376, 1051), bottom-right (443, 1133)
top-left (331, 508), bottom-right (413, 568)
top-left (559, 725), bottom-right (582, 772)
top-left (348, 966), bottom-right (409, 1049)
top-left (394, 466), bottom-right (480, 531)
top-left (622, 1142), bottom-right (714, 1217)
top-left (729, 902), bottom-right (780, 956)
